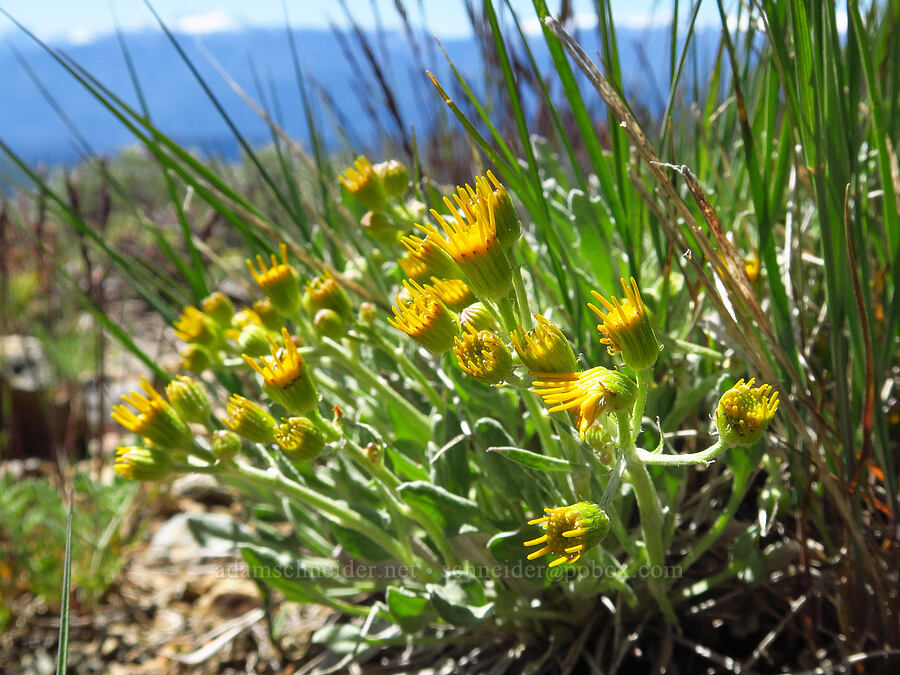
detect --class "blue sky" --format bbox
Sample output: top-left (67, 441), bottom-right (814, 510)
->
top-left (0, 0), bottom-right (722, 43)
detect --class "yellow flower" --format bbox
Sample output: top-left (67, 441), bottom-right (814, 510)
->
top-left (532, 367), bottom-right (636, 438)
top-left (416, 181), bottom-right (512, 300)
top-left (339, 156), bottom-right (388, 211)
top-left (223, 394), bottom-right (276, 443)
top-left (303, 271), bottom-right (353, 323)
top-left (715, 378), bottom-right (779, 447)
top-left (243, 327), bottom-right (318, 415)
top-left (510, 314), bottom-right (578, 374)
top-left (246, 243), bottom-right (302, 315)
top-left (524, 501), bottom-right (610, 567)
top-left (588, 277), bottom-right (660, 370)
top-left (275, 417), bottom-right (325, 461)
top-left (429, 277), bottom-right (475, 312)
top-left (165, 375), bottom-right (210, 425)
top-left (115, 446), bottom-right (175, 482)
top-left (111, 377), bottom-right (193, 450)
top-left (174, 306), bottom-right (222, 349)
top-left (387, 279), bottom-right (460, 354)
top-left (398, 249), bottom-right (431, 284)
top-left (458, 171), bottom-right (520, 248)
top-left (200, 291), bottom-right (234, 327)
top-left (453, 325), bottom-right (513, 385)
top-left (400, 234), bottom-right (461, 280)
top-left (744, 250), bottom-right (760, 283)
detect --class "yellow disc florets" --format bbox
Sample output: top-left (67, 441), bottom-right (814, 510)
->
top-left (715, 378), bottom-right (780, 447)
top-left (588, 277), bottom-right (660, 370)
top-left (524, 501), bottom-right (610, 567)
top-left (339, 156), bottom-right (388, 211)
top-left (174, 306), bottom-right (222, 349)
top-left (453, 325), bottom-right (513, 385)
top-left (223, 394), bottom-right (277, 443)
top-left (532, 367), bottom-right (636, 438)
top-left (387, 279), bottom-right (460, 354)
top-left (400, 234), bottom-right (461, 280)
top-left (429, 277), bottom-right (475, 312)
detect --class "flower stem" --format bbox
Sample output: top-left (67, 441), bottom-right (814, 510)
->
top-left (615, 411), bottom-right (678, 625)
top-left (632, 369), bottom-right (651, 446)
top-left (636, 439), bottom-right (727, 466)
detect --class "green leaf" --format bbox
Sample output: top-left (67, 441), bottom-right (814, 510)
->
top-left (397, 482), bottom-right (483, 534)
top-left (426, 571), bottom-right (494, 627)
top-left (487, 446), bottom-right (582, 473)
top-left (487, 529), bottom-right (545, 586)
top-left (386, 586), bottom-right (430, 633)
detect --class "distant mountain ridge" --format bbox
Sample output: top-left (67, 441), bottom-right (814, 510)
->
top-left (0, 24), bottom-right (717, 166)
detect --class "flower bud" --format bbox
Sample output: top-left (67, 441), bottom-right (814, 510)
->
top-left (589, 277), bottom-right (660, 371)
top-left (223, 394), bottom-right (276, 443)
top-left (361, 210), bottom-right (401, 247)
top-left (453, 326), bottom-right (513, 385)
top-left (246, 243), bottom-right (303, 316)
top-left (583, 422), bottom-right (617, 472)
top-left (715, 378), bottom-right (779, 447)
top-left (524, 501), bottom-right (610, 567)
top-left (115, 446), bottom-right (175, 482)
top-left (111, 377), bottom-right (194, 451)
top-left (210, 430), bottom-right (241, 461)
top-left (228, 323), bottom-right (271, 357)
top-left (165, 375), bottom-right (210, 425)
top-left (510, 314), bottom-right (578, 374)
top-left (313, 308), bottom-right (346, 341)
top-left (388, 279), bottom-right (460, 354)
top-left (275, 417), bottom-right (325, 461)
top-left (459, 302), bottom-right (498, 333)
top-left (339, 156), bottom-right (388, 211)
top-left (365, 441), bottom-right (383, 466)
top-left (201, 292), bottom-right (235, 327)
top-left (179, 343), bottom-right (213, 374)
top-left (375, 159), bottom-right (409, 197)
top-left (359, 302), bottom-right (377, 325)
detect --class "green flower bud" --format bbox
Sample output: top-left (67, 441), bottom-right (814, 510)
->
top-left (165, 375), bottom-right (211, 425)
top-left (210, 429), bottom-right (241, 461)
top-left (275, 417), bottom-right (325, 461)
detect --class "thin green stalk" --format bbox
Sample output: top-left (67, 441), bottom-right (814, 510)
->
top-left (360, 326), bottom-right (445, 410)
top-left (637, 440), bottom-right (727, 467)
top-left (616, 411), bottom-right (678, 625)
top-left (632, 369), bottom-right (652, 446)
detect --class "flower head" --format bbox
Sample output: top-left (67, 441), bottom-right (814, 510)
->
top-left (453, 325), bottom-right (513, 385)
top-left (459, 171), bottom-right (520, 248)
top-left (339, 156), bottom-right (388, 211)
top-left (398, 249), bottom-right (431, 284)
top-left (588, 277), bottom-right (659, 370)
top-left (243, 327), bottom-right (318, 414)
top-left (532, 367), bottom-right (636, 438)
top-left (179, 343), bottom-right (214, 374)
top-left (510, 314), bottom-right (578, 374)
top-left (246, 243), bottom-right (302, 315)
top-left (174, 306), bottom-right (223, 350)
top-left (201, 291), bottom-right (234, 327)
top-left (416, 182), bottom-right (512, 300)
top-left (275, 417), bottom-right (325, 461)
top-left (429, 277), bottom-right (475, 312)
top-left (716, 378), bottom-right (779, 447)
top-left (303, 271), bottom-right (353, 323)
top-left (115, 446), bottom-right (175, 482)
top-left (223, 394), bottom-right (276, 443)
top-left (252, 298), bottom-right (284, 332)
top-left (165, 375), bottom-right (210, 425)
top-left (524, 501), bottom-right (610, 567)
top-left (400, 234), bottom-right (461, 280)
top-left (387, 279), bottom-right (460, 354)
top-left (111, 377), bottom-right (193, 450)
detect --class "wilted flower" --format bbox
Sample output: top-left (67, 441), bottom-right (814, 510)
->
top-left (524, 501), bottom-right (610, 567)
top-left (532, 367), bottom-right (637, 438)
top-left (715, 378), bottom-right (779, 447)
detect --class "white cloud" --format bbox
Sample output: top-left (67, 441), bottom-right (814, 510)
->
top-left (174, 11), bottom-right (239, 35)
